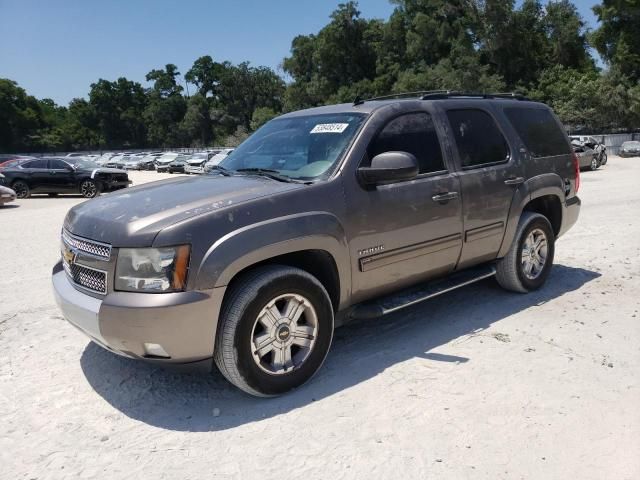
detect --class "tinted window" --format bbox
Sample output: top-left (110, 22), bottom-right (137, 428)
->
top-left (447, 109), bottom-right (509, 168)
top-left (22, 159), bottom-right (48, 169)
top-left (504, 107), bottom-right (570, 157)
top-left (49, 159), bottom-right (70, 170)
top-left (368, 112), bottom-right (445, 174)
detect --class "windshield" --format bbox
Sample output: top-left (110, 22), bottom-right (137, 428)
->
top-left (219, 113), bottom-right (366, 180)
top-left (69, 159), bottom-right (99, 169)
top-left (623, 141), bottom-right (640, 147)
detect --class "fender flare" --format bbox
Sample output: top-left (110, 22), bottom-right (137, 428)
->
top-left (194, 211), bottom-right (351, 308)
top-left (497, 173), bottom-right (565, 258)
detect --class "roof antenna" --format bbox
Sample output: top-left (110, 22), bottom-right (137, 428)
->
top-left (353, 94), bottom-right (364, 106)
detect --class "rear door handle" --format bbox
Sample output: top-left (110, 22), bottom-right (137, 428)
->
top-left (432, 192), bottom-right (459, 202)
top-left (504, 177), bottom-right (525, 185)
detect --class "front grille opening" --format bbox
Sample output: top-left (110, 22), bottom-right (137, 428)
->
top-left (64, 263), bottom-right (107, 294)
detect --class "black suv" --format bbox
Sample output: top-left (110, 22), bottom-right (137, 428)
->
top-left (53, 92), bottom-right (580, 396)
top-left (0, 157), bottom-right (130, 198)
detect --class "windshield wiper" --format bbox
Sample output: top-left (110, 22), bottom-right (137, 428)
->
top-left (208, 165), bottom-right (233, 176)
top-left (234, 168), bottom-right (300, 183)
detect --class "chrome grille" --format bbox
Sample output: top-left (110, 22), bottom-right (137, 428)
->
top-left (64, 262), bottom-right (107, 294)
top-left (62, 230), bottom-right (111, 259)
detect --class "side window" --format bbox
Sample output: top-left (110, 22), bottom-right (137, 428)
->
top-left (446, 109), bottom-right (509, 168)
top-left (368, 112), bottom-right (445, 174)
top-left (503, 107), bottom-right (570, 157)
top-left (22, 159), bottom-right (48, 169)
top-left (49, 159), bottom-right (70, 170)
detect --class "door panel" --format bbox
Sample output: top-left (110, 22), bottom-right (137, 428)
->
top-left (443, 107), bottom-right (521, 268)
top-left (47, 159), bottom-right (75, 191)
top-left (343, 110), bottom-right (463, 304)
top-left (347, 175), bottom-right (463, 303)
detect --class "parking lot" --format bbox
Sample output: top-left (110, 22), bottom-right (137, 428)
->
top-left (1, 161), bottom-right (639, 479)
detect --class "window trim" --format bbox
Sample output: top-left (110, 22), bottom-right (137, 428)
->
top-left (360, 110), bottom-right (450, 181)
top-left (444, 107), bottom-right (512, 171)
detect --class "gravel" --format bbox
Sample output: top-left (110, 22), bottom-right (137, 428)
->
top-left (1, 163), bottom-right (639, 479)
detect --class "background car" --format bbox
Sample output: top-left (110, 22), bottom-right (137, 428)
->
top-left (0, 174), bottom-right (17, 205)
top-left (167, 156), bottom-right (189, 173)
top-left (0, 157), bottom-right (130, 198)
top-left (184, 152), bottom-right (215, 174)
top-left (572, 143), bottom-right (599, 170)
top-left (619, 141), bottom-right (640, 157)
top-left (203, 148), bottom-right (233, 173)
top-left (154, 152), bottom-right (180, 172)
top-left (95, 153), bottom-right (115, 166)
top-left (105, 153), bottom-right (132, 169)
top-left (570, 135), bottom-right (607, 166)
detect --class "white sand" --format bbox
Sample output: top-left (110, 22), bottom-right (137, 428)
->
top-left (0, 162), bottom-right (638, 479)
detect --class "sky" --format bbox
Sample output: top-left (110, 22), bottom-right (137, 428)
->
top-left (0, 0), bottom-right (601, 106)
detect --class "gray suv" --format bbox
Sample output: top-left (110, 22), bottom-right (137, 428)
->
top-left (52, 92), bottom-right (581, 396)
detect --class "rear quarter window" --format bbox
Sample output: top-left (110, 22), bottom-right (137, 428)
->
top-left (504, 107), bottom-right (570, 157)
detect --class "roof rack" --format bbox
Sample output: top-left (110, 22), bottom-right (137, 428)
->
top-left (353, 90), bottom-right (529, 105)
top-left (420, 91), bottom-right (529, 101)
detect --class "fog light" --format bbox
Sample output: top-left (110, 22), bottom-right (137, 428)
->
top-left (143, 343), bottom-right (170, 358)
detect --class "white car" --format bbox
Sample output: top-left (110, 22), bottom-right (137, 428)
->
top-left (203, 149), bottom-right (234, 173)
top-left (184, 152), bottom-right (215, 174)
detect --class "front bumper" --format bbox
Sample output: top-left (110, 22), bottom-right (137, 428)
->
top-left (52, 262), bottom-right (225, 368)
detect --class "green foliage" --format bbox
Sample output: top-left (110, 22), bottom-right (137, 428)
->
top-left (591, 0), bottom-right (640, 82)
top-left (1, 0), bottom-right (639, 153)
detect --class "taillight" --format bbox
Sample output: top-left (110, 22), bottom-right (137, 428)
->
top-left (572, 152), bottom-right (580, 193)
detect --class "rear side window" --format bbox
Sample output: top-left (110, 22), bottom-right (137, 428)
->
top-left (22, 159), bottom-right (48, 169)
top-left (368, 112), bottom-right (445, 174)
top-left (504, 107), bottom-right (570, 157)
top-left (446, 109), bottom-right (509, 168)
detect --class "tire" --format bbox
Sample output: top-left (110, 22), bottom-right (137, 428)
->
top-left (589, 156), bottom-right (599, 171)
top-left (11, 180), bottom-right (30, 199)
top-left (600, 152), bottom-right (607, 165)
top-left (495, 212), bottom-right (555, 293)
top-left (79, 179), bottom-right (100, 198)
top-left (214, 265), bottom-right (334, 397)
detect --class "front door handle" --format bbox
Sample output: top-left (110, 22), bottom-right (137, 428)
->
top-left (432, 192), bottom-right (459, 202)
top-left (504, 176), bottom-right (525, 185)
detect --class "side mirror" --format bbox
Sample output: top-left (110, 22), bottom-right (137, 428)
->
top-left (358, 151), bottom-right (419, 186)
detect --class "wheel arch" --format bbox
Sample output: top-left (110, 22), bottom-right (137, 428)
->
top-left (497, 174), bottom-right (565, 257)
top-left (194, 212), bottom-right (350, 311)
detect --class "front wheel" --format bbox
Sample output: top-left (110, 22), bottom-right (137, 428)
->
top-left (214, 265), bottom-right (334, 397)
top-left (79, 179), bottom-right (100, 198)
top-left (600, 151), bottom-right (607, 165)
top-left (590, 156), bottom-right (599, 171)
top-left (495, 212), bottom-right (555, 293)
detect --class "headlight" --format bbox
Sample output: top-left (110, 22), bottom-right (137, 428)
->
top-left (115, 245), bottom-right (190, 292)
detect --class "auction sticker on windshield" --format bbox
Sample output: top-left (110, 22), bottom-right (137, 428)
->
top-left (310, 123), bottom-right (350, 134)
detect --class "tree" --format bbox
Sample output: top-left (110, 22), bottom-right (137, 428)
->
top-left (144, 64), bottom-right (187, 146)
top-left (591, 0), bottom-right (640, 82)
top-left (544, 0), bottom-right (594, 70)
top-left (89, 78), bottom-right (147, 148)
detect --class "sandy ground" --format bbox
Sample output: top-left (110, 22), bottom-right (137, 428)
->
top-left (0, 162), bottom-right (639, 480)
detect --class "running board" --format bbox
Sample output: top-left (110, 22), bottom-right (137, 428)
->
top-left (350, 264), bottom-right (496, 320)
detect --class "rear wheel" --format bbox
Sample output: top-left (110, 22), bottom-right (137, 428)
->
top-left (214, 265), bottom-right (334, 397)
top-left (79, 179), bottom-right (100, 198)
top-left (496, 212), bottom-right (555, 293)
top-left (12, 180), bottom-right (30, 199)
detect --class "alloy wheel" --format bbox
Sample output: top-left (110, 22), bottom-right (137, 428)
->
top-left (521, 228), bottom-right (548, 280)
top-left (250, 293), bottom-right (318, 375)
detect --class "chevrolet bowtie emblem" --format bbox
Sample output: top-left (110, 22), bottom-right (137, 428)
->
top-left (62, 244), bottom-right (77, 265)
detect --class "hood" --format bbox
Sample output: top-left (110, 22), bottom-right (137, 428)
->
top-left (77, 167), bottom-right (127, 175)
top-left (64, 174), bottom-right (302, 246)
